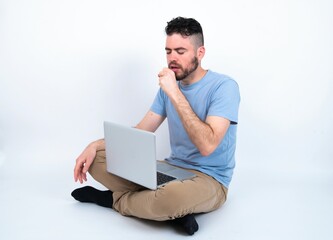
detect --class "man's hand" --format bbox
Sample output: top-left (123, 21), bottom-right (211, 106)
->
top-left (73, 146), bottom-right (96, 183)
top-left (158, 68), bottom-right (179, 98)
top-left (73, 140), bottom-right (104, 184)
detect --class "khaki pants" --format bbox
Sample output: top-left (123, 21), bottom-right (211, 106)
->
top-left (88, 150), bottom-right (228, 221)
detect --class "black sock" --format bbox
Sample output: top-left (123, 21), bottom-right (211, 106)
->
top-left (71, 186), bottom-right (113, 208)
top-left (173, 214), bottom-right (199, 235)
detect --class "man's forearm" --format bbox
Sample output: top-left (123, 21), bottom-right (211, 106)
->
top-left (170, 89), bottom-right (216, 156)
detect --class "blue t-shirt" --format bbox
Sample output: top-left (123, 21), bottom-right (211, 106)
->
top-left (150, 70), bottom-right (240, 188)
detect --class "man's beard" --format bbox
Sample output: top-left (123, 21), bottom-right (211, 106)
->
top-left (170, 56), bottom-right (199, 81)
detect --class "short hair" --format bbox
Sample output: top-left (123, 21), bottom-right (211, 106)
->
top-left (165, 17), bottom-right (204, 47)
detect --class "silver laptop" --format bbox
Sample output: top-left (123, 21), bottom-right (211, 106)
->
top-left (104, 121), bottom-right (196, 190)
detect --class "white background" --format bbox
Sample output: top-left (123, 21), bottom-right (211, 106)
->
top-left (1, 0), bottom-right (332, 239)
top-left (1, 0), bottom-right (332, 169)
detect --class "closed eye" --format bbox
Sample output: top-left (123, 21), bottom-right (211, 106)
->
top-left (176, 49), bottom-right (186, 54)
top-left (165, 47), bottom-right (187, 55)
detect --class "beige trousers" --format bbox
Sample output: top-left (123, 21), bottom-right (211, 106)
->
top-left (88, 150), bottom-right (228, 221)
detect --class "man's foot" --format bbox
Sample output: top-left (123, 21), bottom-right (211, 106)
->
top-left (173, 214), bottom-right (199, 235)
top-left (71, 186), bottom-right (113, 208)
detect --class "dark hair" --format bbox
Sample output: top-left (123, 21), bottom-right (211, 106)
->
top-left (165, 17), bottom-right (204, 47)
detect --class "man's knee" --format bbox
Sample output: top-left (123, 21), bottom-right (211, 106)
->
top-left (95, 150), bottom-right (106, 163)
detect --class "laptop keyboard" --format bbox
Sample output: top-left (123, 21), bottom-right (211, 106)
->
top-left (157, 171), bottom-right (176, 186)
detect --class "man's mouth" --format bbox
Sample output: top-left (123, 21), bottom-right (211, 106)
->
top-left (169, 64), bottom-right (181, 72)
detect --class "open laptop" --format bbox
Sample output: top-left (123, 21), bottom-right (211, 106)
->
top-left (104, 121), bottom-right (196, 190)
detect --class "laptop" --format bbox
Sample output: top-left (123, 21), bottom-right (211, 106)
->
top-left (104, 121), bottom-right (196, 190)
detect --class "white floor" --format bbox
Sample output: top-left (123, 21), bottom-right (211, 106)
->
top-left (1, 151), bottom-right (332, 240)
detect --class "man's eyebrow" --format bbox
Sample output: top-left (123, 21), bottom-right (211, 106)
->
top-left (165, 47), bottom-right (187, 51)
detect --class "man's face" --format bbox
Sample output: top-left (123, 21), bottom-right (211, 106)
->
top-left (165, 34), bottom-right (199, 81)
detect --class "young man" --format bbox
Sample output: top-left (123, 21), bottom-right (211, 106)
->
top-left (72, 17), bottom-right (240, 235)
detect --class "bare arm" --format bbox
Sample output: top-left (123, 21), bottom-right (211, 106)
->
top-left (135, 110), bottom-right (166, 132)
top-left (158, 68), bottom-right (230, 156)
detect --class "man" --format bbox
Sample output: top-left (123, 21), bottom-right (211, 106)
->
top-left (72, 17), bottom-right (240, 235)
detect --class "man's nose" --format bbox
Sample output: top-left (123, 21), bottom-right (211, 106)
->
top-left (167, 51), bottom-right (178, 62)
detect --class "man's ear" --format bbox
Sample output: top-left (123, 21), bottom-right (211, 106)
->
top-left (197, 46), bottom-right (205, 60)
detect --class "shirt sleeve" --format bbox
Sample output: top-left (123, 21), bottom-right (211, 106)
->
top-left (150, 88), bottom-right (167, 117)
top-left (208, 79), bottom-right (240, 124)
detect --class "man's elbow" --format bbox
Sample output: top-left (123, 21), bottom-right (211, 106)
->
top-left (199, 145), bottom-right (217, 157)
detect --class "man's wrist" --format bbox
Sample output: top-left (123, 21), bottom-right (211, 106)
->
top-left (89, 139), bottom-right (105, 152)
